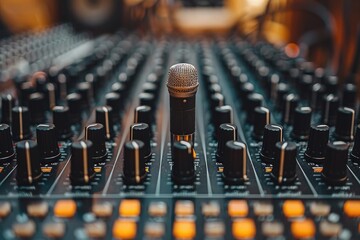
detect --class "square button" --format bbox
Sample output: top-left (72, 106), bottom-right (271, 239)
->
top-left (119, 199), bottom-right (141, 217)
top-left (43, 222), bottom-right (66, 238)
top-left (0, 201), bottom-right (11, 218)
top-left (113, 219), bottom-right (137, 239)
top-left (232, 218), bottom-right (256, 239)
top-left (283, 200), bottom-right (304, 218)
top-left (175, 200), bottom-right (194, 217)
top-left (253, 201), bottom-right (273, 216)
top-left (144, 222), bottom-right (165, 238)
top-left (54, 200), bottom-right (77, 218)
top-left (204, 221), bottom-right (225, 238)
top-left (27, 201), bottom-right (49, 218)
top-left (148, 201), bottom-right (167, 217)
top-left (173, 219), bottom-right (196, 239)
top-left (92, 201), bottom-right (113, 218)
top-left (13, 220), bottom-right (36, 238)
top-left (228, 200), bottom-right (248, 217)
top-left (85, 221), bottom-right (107, 238)
top-left (202, 201), bottom-right (220, 217)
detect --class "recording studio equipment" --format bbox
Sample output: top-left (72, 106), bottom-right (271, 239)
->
top-left (1, 25), bottom-right (360, 239)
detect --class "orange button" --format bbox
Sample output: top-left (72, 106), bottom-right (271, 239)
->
top-left (113, 219), bottom-right (137, 239)
top-left (54, 200), bottom-right (76, 218)
top-left (228, 200), bottom-right (248, 217)
top-left (291, 219), bottom-right (316, 239)
top-left (283, 200), bottom-right (304, 218)
top-left (119, 199), bottom-right (141, 217)
top-left (232, 218), bottom-right (256, 239)
top-left (344, 200), bottom-right (360, 217)
top-left (173, 220), bottom-right (196, 239)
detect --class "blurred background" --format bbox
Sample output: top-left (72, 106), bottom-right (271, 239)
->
top-left (0, 0), bottom-right (359, 83)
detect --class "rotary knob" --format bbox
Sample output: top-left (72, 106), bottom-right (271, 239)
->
top-left (272, 142), bottom-right (297, 184)
top-left (123, 140), bottom-right (146, 184)
top-left (213, 105), bottom-right (233, 138)
top-left (291, 106), bottom-right (312, 140)
top-left (223, 141), bottom-right (248, 183)
top-left (172, 141), bottom-right (195, 185)
top-left (342, 83), bottom-right (357, 109)
top-left (0, 124), bottom-right (15, 162)
top-left (130, 123), bottom-right (151, 159)
top-left (139, 92), bottom-right (156, 108)
top-left (134, 105), bottom-right (152, 126)
top-left (334, 107), bottom-right (355, 141)
top-left (260, 124), bottom-right (283, 163)
top-left (70, 140), bottom-right (95, 185)
top-left (351, 124), bottom-right (360, 163)
top-left (282, 93), bottom-right (299, 124)
top-left (11, 106), bottom-right (31, 141)
top-left (252, 106), bottom-right (270, 139)
top-left (217, 123), bottom-right (238, 162)
top-left (67, 93), bottom-right (82, 124)
top-left (1, 94), bottom-right (15, 124)
top-left (16, 140), bottom-right (42, 185)
top-left (36, 124), bottom-right (60, 163)
top-left (321, 94), bottom-right (339, 126)
top-left (95, 106), bottom-right (114, 139)
top-left (305, 125), bottom-right (329, 163)
top-left (85, 123), bottom-right (108, 162)
top-left (28, 92), bottom-right (46, 124)
top-left (105, 92), bottom-right (121, 121)
top-left (52, 106), bottom-right (73, 140)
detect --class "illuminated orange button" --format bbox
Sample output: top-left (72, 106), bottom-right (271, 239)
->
top-left (291, 219), bottom-right (316, 239)
top-left (119, 199), bottom-right (141, 217)
top-left (228, 200), bottom-right (248, 217)
top-left (283, 200), bottom-right (304, 218)
top-left (173, 220), bottom-right (196, 239)
top-left (54, 200), bottom-right (76, 218)
top-left (232, 218), bottom-right (256, 239)
top-left (113, 219), bottom-right (137, 239)
top-left (344, 200), bottom-right (360, 217)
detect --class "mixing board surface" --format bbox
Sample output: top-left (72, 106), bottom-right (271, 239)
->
top-left (0, 26), bottom-right (360, 239)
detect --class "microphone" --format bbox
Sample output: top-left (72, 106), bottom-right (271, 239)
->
top-left (167, 63), bottom-right (199, 146)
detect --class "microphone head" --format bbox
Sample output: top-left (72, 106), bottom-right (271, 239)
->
top-left (167, 63), bottom-right (199, 98)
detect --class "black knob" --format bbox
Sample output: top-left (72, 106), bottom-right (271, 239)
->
top-left (0, 124), bottom-right (15, 162)
top-left (67, 93), bottom-right (82, 123)
top-left (321, 94), bottom-right (339, 126)
top-left (322, 141), bottom-right (349, 184)
top-left (130, 123), bottom-right (151, 159)
top-left (1, 94), bottom-right (15, 124)
top-left (260, 124), bottom-right (283, 163)
top-left (275, 83), bottom-right (289, 109)
top-left (334, 107), bottom-right (355, 141)
top-left (208, 84), bottom-right (222, 95)
top-left (44, 83), bottom-right (57, 110)
top-left (252, 106), bottom-right (270, 139)
top-left (105, 92), bottom-right (121, 121)
top-left (305, 125), bottom-right (329, 163)
top-left (95, 106), bottom-right (114, 139)
top-left (272, 142), bottom-right (297, 184)
top-left (210, 93), bottom-right (225, 109)
top-left (28, 92), bottom-right (46, 124)
top-left (123, 140), bottom-right (146, 184)
top-left (245, 93), bottom-right (263, 123)
top-left (52, 106), bottom-right (73, 140)
top-left (292, 106), bottom-right (312, 140)
top-left (239, 82), bottom-right (254, 102)
top-left (351, 124), bottom-right (360, 163)
top-left (172, 141), bottom-right (195, 184)
top-left (76, 82), bottom-right (93, 108)
top-left (324, 75), bottom-right (338, 94)
top-left (213, 105), bottom-right (233, 138)
top-left (139, 92), bottom-right (155, 108)
top-left (36, 124), bottom-right (60, 163)
top-left (85, 123), bottom-right (108, 162)
top-left (217, 123), bottom-right (238, 162)
top-left (134, 105), bottom-right (152, 126)
top-left (299, 74), bottom-right (313, 99)
top-left (142, 82), bottom-right (157, 95)
top-left (282, 93), bottom-right (299, 124)
top-left (310, 83), bottom-right (325, 110)
top-left (223, 140), bottom-right (248, 183)
top-left (19, 82), bottom-right (35, 106)
top-left (70, 140), bottom-right (95, 185)
top-left (111, 82), bottom-right (125, 95)
top-left (16, 140), bottom-right (42, 185)
top-left (11, 106), bottom-right (31, 141)
top-left (342, 83), bottom-right (357, 109)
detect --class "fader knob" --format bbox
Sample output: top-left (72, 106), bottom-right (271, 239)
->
top-left (52, 106), bottom-right (73, 140)
top-left (334, 107), bottom-right (355, 141)
top-left (12, 106), bottom-right (31, 141)
top-left (130, 123), bottom-right (151, 159)
top-left (213, 105), bottom-right (233, 138)
top-left (123, 140), bottom-right (146, 184)
top-left (67, 93), bottom-right (82, 123)
top-left (223, 141), bottom-right (248, 183)
top-left (272, 142), bottom-right (297, 184)
top-left (322, 142), bottom-right (349, 184)
top-left (36, 124), bottom-right (60, 163)
top-left (342, 83), bottom-right (357, 109)
top-left (1, 94), bottom-right (15, 124)
top-left (0, 124), bottom-right (15, 162)
top-left (70, 140), bottom-right (95, 185)
top-left (282, 93), bottom-right (299, 124)
top-left (260, 124), bottom-right (283, 163)
top-left (321, 94), bottom-right (339, 126)
top-left (28, 92), bottom-right (46, 124)
top-left (134, 105), bottom-right (152, 126)
top-left (305, 125), bottom-right (329, 163)
top-left (292, 106), bottom-right (312, 140)
top-left (16, 140), bottom-right (42, 185)
top-left (105, 92), bottom-right (121, 121)
top-left (245, 93), bottom-right (263, 123)
top-left (172, 141), bottom-right (195, 185)
top-left (350, 124), bottom-right (360, 162)
top-left (85, 123), bottom-right (108, 162)
top-left (252, 106), bottom-right (270, 139)
top-left (95, 106), bottom-right (114, 139)
top-left (217, 123), bottom-right (238, 161)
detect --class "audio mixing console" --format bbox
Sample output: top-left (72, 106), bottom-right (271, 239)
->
top-left (0, 25), bottom-right (360, 239)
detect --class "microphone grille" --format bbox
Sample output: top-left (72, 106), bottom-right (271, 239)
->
top-left (167, 63), bottom-right (199, 97)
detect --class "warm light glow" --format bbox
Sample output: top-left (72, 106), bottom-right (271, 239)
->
top-left (246, 0), bottom-right (267, 8)
top-left (284, 43), bottom-right (300, 58)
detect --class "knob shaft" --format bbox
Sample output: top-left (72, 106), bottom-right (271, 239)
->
top-left (217, 123), bottom-right (238, 162)
top-left (123, 140), bottom-right (146, 184)
top-left (292, 106), bottom-right (312, 140)
top-left (272, 141), bottom-right (297, 184)
top-left (351, 124), bottom-right (360, 162)
top-left (36, 124), bottom-right (60, 163)
top-left (1, 94), bottom-right (15, 124)
top-left (223, 141), bottom-right (248, 183)
top-left (52, 106), bottom-right (73, 140)
top-left (70, 140), bottom-right (95, 185)
top-left (334, 107), bottom-right (355, 141)
top-left (11, 106), bottom-right (31, 141)
top-left (305, 125), bottom-right (329, 163)
top-left (252, 106), bottom-right (270, 139)
top-left (322, 141), bottom-right (349, 184)
top-left (95, 106), bottom-right (114, 139)
top-left (0, 124), bottom-right (15, 162)
top-left (85, 123), bottom-right (108, 162)
top-left (16, 140), bottom-right (42, 185)
top-left (172, 141), bottom-right (195, 184)
top-left (260, 124), bottom-right (283, 163)
top-left (130, 123), bottom-right (151, 159)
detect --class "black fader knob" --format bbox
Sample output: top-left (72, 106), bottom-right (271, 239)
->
top-left (95, 106), bottom-right (114, 140)
top-left (217, 123), bottom-right (238, 162)
top-left (351, 124), bottom-right (360, 163)
top-left (36, 124), bottom-right (60, 163)
top-left (0, 124), bottom-right (15, 162)
top-left (260, 124), bottom-right (283, 163)
top-left (52, 106), bottom-right (73, 140)
top-left (211, 93), bottom-right (225, 109)
top-left (321, 94), bottom-right (339, 126)
top-left (16, 140), bottom-right (42, 185)
top-left (28, 92), bottom-right (46, 124)
top-left (282, 93), bottom-right (299, 124)
top-left (292, 106), bottom-right (312, 140)
top-left (172, 141), bottom-right (195, 185)
top-left (223, 141), bottom-right (248, 184)
top-left (123, 140), bottom-right (146, 184)
top-left (85, 123), bottom-right (108, 162)
top-left (245, 93), bottom-right (263, 123)
top-left (342, 83), bottom-right (357, 109)
top-left (213, 105), bottom-right (233, 138)
top-left (305, 125), bottom-right (329, 163)
top-left (134, 105), bottom-right (152, 126)
top-left (322, 141), bottom-right (350, 184)
top-left (334, 107), bottom-right (355, 141)
top-left (70, 140), bottom-right (95, 185)
top-left (130, 123), bottom-right (151, 159)
top-left (105, 92), bottom-right (121, 121)
top-left (11, 106), bottom-right (31, 141)
top-left (67, 93), bottom-right (82, 123)
top-left (1, 94), bottom-right (15, 124)
top-left (272, 141), bottom-right (297, 184)
top-left (252, 106), bottom-right (270, 139)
